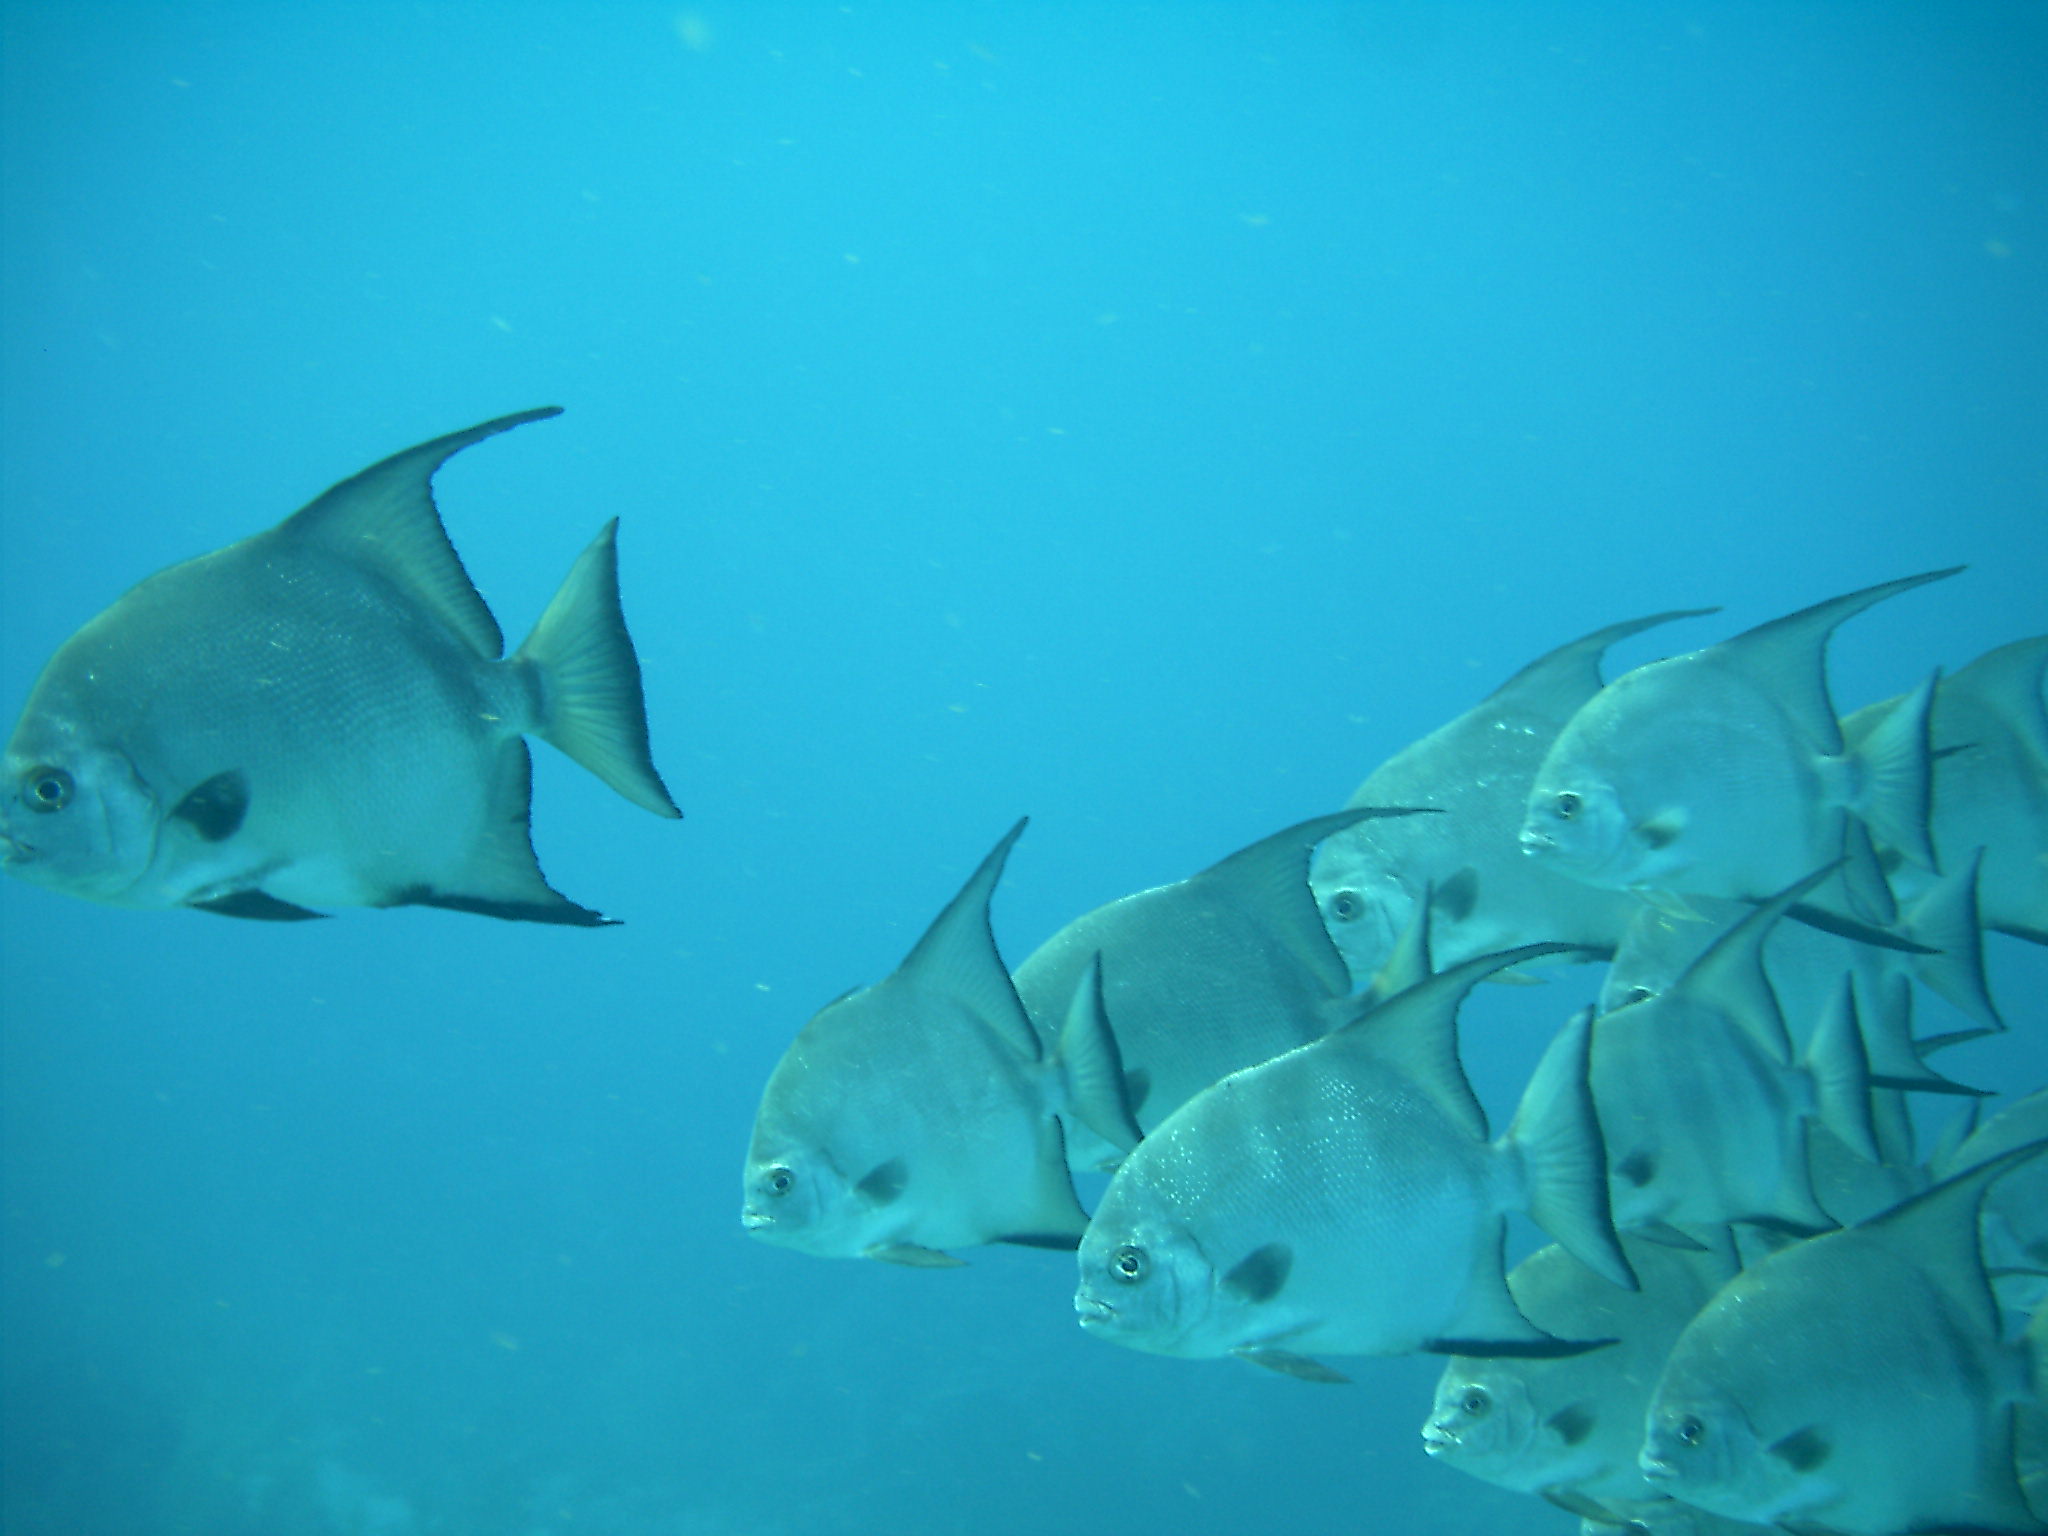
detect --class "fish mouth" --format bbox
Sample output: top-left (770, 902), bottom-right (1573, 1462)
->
top-left (1517, 826), bottom-right (1557, 857)
top-left (1073, 1292), bottom-right (1116, 1328)
top-left (1419, 1423), bottom-right (1459, 1455)
top-left (0, 829), bottom-right (30, 865)
top-left (1637, 1453), bottom-right (1676, 1483)
top-left (740, 1209), bottom-right (773, 1233)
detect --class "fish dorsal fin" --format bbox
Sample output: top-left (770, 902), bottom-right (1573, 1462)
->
top-left (1858, 1139), bottom-right (2048, 1339)
top-left (1189, 807), bottom-right (1435, 997)
top-left (1701, 568), bottom-right (1961, 755)
top-left (1054, 953), bottom-right (1144, 1153)
top-left (1673, 864), bottom-right (1839, 1066)
top-left (896, 818), bottom-right (1039, 1062)
top-left (1325, 943), bottom-right (1578, 1142)
top-left (1801, 974), bottom-right (1878, 1163)
top-left (273, 407), bottom-right (564, 659)
top-left (1479, 608), bottom-right (1720, 723)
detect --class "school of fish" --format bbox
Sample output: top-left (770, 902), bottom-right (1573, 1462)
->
top-left (4, 413), bottom-right (2045, 1536)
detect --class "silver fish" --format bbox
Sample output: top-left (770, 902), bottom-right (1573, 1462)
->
top-left (1311, 611), bottom-right (1713, 984)
top-left (1641, 1142), bottom-right (2048, 1535)
top-left (742, 820), bottom-right (1137, 1267)
top-left (1424, 1236), bottom-right (1737, 1520)
top-left (1842, 633), bottom-right (2048, 945)
top-left (1074, 945), bottom-right (1633, 1381)
top-left (1012, 808), bottom-right (1410, 1171)
top-left (1586, 868), bottom-right (1881, 1242)
top-left (0, 408), bottom-right (678, 924)
top-left (1521, 571), bottom-right (1959, 926)
top-left (1932, 1088), bottom-right (2048, 1316)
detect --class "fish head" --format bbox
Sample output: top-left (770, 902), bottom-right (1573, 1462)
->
top-left (1313, 867), bottom-right (1413, 981)
top-left (1073, 1204), bottom-right (1215, 1357)
top-left (1421, 1365), bottom-right (1540, 1479)
top-left (1519, 748), bottom-right (1685, 894)
top-left (1639, 1389), bottom-right (1804, 1524)
top-left (0, 718), bottom-right (160, 902)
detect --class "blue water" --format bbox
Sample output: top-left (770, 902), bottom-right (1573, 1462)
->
top-left (2, 5), bottom-right (2043, 1533)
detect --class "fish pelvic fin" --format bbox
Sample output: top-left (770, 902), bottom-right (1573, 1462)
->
top-left (276, 407), bottom-right (562, 659)
top-left (1508, 1007), bottom-right (1636, 1291)
top-left (514, 519), bottom-right (681, 819)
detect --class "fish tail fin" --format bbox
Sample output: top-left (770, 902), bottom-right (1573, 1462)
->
top-left (1052, 954), bottom-right (1144, 1154)
top-left (1902, 848), bottom-right (2006, 1032)
top-left (1849, 667), bottom-right (1939, 873)
top-left (1800, 976), bottom-right (1878, 1162)
top-left (1508, 1007), bottom-right (1637, 1291)
top-left (515, 520), bottom-right (680, 818)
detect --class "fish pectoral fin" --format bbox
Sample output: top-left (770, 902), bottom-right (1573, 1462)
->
top-left (1230, 1346), bottom-right (1349, 1384)
top-left (854, 1158), bottom-right (908, 1207)
top-left (396, 741), bottom-right (613, 926)
top-left (1543, 1402), bottom-right (1597, 1447)
top-left (190, 890), bottom-right (328, 922)
top-left (169, 770), bottom-right (250, 843)
top-left (863, 1242), bottom-right (966, 1269)
top-left (1220, 1242), bottom-right (1292, 1304)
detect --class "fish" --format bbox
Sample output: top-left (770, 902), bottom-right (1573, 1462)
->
top-left (1310, 610), bottom-right (1714, 984)
top-left (1842, 634), bottom-right (2048, 945)
top-left (1585, 868), bottom-right (1883, 1243)
top-left (0, 407), bottom-right (679, 924)
top-left (1598, 855), bottom-right (2000, 1094)
top-left (742, 819), bottom-right (1139, 1267)
top-left (1073, 944), bottom-right (1634, 1381)
top-left (1640, 1141), bottom-right (2048, 1535)
top-left (1521, 570), bottom-right (1960, 926)
top-left (1012, 807), bottom-right (1416, 1171)
top-left (1423, 1236), bottom-right (1738, 1520)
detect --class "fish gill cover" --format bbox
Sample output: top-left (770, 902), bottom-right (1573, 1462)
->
top-left (1, 5), bottom-right (2044, 1535)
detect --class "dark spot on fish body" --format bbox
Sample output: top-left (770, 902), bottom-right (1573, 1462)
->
top-left (1546, 1403), bottom-right (1595, 1446)
top-left (1767, 1425), bottom-right (1829, 1472)
top-left (854, 1158), bottom-right (907, 1207)
top-left (1632, 815), bottom-right (1681, 851)
top-left (170, 770), bottom-right (249, 842)
top-left (1221, 1242), bottom-right (1292, 1304)
top-left (1615, 1150), bottom-right (1656, 1188)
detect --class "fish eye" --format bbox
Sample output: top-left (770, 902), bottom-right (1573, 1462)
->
top-left (1461, 1389), bottom-right (1491, 1418)
top-left (1110, 1244), bottom-right (1147, 1283)
top-left (1676, 1415), bottom-right (1705, 1448)
top-left (1328, 890), bottom-right (1363, 923)
top-left (1552, 791), bottom-right (1582, 822)
top-left (25, 766), bottom-right (74, 813)
top-left (764, 1165), bottom-right (795, 1198)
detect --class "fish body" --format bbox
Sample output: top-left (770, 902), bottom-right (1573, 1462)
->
top-left (743, 821), bottom-right (1136, 1266)
top-left (1933, 1089), bottom-right (2048, 1315)
top-left (1424, 1237), bottom-right (1737, 1513)
top-left (1311, 612), bottom-right (1712, 983)
top-left (1012, 809), bottom-right (1394, 1169)
top-left (1641, 1144), bottom-right (2048, 1535)
top-left (1522, 571), bottom-right (1958, 926)
top-left (1074, 946), bottom-right (1631, 1376)
top-left (0, 409), bottom-right (677, 923)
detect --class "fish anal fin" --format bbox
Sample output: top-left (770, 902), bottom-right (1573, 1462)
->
top-left (401, 740), bottom-right (612, 926)
top-left (170, 770), bottom-right (249, 842)
top-left (1537, 1484), bottom-right (1622, 1523)
top-left (191, 889), bottom-right (328, 922)
top-left (1422, 1334), bottom-right (1616, 1360)
top-left (1231, 1346), bottom-right (1349, 1384)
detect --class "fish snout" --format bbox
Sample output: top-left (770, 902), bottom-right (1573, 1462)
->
top-left (1073, 1291), bottom-right (1116, 1328)
top-left (1637, 1448), bottom-right (1677, 1483)
top-left (1419, 1421), bottom-right (1460, 1456)
top-left (740, 1207), bottom-right (774, 1234)
top-left (1517, 824), bottom-right (1557, 857)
